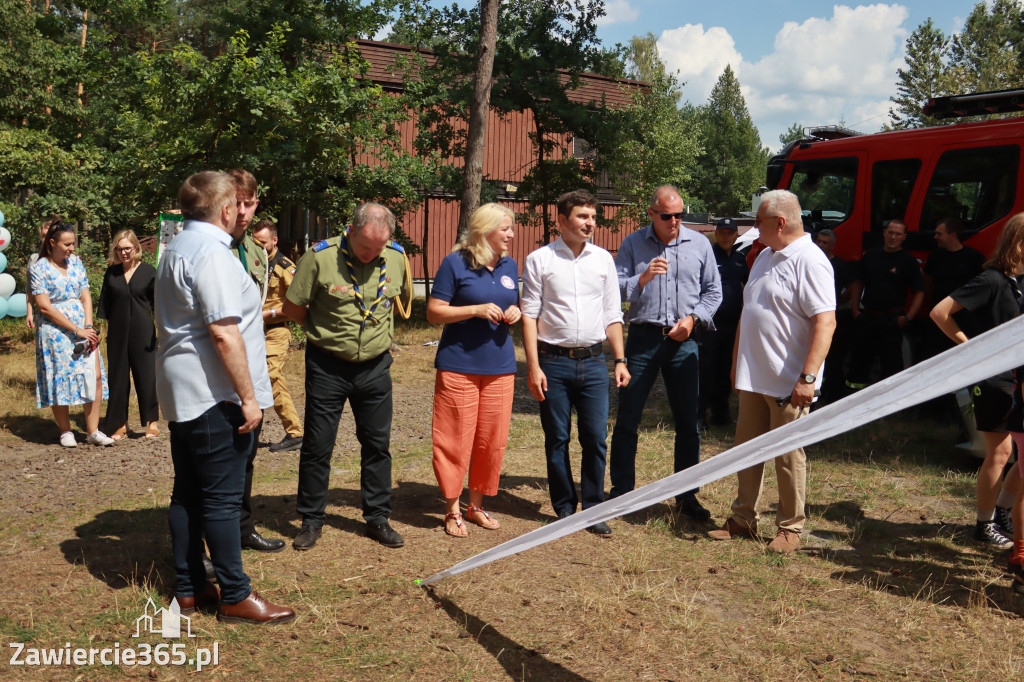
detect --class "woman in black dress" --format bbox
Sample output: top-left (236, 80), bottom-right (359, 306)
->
top-left (98, 229), bottom-right (159, 440)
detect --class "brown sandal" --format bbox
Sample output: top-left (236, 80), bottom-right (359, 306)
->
top-left (144, 423), bottom-right (160, 440)
top-left (444, 512), bottom-right (467, 537)
top-left (110, 425), bottom-right (128, 442)
top-left (466, 505), bottom-right (500, 530)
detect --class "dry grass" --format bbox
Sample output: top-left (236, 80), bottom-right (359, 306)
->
top-left (1, 307), bottom-right (1024, 680)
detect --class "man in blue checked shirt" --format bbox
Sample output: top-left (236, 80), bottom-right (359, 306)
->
top-left (609, 185), bottom-right (722, 521)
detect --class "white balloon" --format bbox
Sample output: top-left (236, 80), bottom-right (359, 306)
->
top-left (0, 227), bottom-right (10, 252)
top-left (5, 293), bottom-right (27, 317)
top-left (0, 296), bottom-right (7, 319)
top-left (0, 273), bottom-right (14, 299)
top-left (0, 252), bottom-right (6, 273)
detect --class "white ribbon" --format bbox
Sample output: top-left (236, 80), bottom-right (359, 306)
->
top-left (419, 314), bottom-right (1024, 586)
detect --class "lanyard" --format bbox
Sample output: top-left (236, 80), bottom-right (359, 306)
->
top-left (341, 230), bottom-right (386, 328)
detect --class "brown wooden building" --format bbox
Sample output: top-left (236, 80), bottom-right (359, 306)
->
top-left (276, 40), bottom-right (651, 281)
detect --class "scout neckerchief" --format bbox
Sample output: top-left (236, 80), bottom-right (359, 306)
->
top-left (340, 228), bottom-right (386, 328)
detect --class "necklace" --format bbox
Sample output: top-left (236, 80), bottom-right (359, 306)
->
top-left (341, 230), bottom-right (386, 328)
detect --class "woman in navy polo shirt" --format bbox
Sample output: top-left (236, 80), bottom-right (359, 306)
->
top-left (426, 203), bottom-right (521, 537)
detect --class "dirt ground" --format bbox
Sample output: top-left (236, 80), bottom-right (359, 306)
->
top-left (2, 337), bottom-right (1024, 680)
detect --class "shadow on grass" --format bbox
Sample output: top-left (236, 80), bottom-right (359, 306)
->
top-left (810, 499), bottom-right (1023, 614)
top-left (426, 588), bottom-right (591, 682)
top-left (0, 412), bottom-right (103, 445)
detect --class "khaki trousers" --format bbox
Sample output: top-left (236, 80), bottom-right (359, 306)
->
top-left (730, 390), bottom-right (808, 531)
top-left (265, 326), bottom-right (303, 438)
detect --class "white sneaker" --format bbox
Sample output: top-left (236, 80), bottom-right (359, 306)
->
top-left (87, 431), bottom-right (115, 446)
top-left (59, 431), bottom-right (77, 448)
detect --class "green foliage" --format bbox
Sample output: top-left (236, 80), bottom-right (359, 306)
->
top-left (779, 122), bottom-right (804, 146)
top-left (689, 65), bottom-right (768, 216)
top-left (889, 1), bottom-right (1024, 129)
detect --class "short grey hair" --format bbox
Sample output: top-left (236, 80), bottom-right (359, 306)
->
top-left (759, 189), bottom-right (803, 231)
top-left (649, 185), bottom-right (682, 208)
top-left (351, 202), bottom-right (396, 237)
top-left (817, 228), bottom-right (836, 241)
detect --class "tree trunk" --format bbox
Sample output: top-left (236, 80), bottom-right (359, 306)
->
top-left (457, 0), bottom-right (500, 237)
top-left (422, 194), bottom-right (431, 298)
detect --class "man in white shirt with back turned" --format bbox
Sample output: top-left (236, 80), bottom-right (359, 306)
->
top-left (521, 190), bottom-right (630, 537)
top-left (708, 189), bottom-right (836, 553)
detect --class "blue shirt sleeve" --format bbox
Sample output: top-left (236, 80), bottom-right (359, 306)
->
top-left (193, 250), bottom-right (244, 326)
top-left (431, 253), bottom-right (459, 303)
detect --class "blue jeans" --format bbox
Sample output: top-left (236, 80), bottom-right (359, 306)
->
top-left (538, 353), bottom-right (610, 516)
top-left (168, 401), bottom-right (253, 605)
top-left (609, 325), bottom-right (701, 501)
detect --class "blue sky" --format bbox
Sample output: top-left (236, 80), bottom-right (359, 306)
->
top-left (595, 1), bottom-right (976, 150)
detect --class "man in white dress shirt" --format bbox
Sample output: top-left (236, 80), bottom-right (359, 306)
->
top-left (521, 190), bottom-right (630, 536)
top-left (708, 189), bottom-right (836, 553)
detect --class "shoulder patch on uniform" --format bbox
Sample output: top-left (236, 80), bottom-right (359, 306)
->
top-left (386, 240), bottom-right (405, 255)
top-left (312, 240), bottom-right (332, 252)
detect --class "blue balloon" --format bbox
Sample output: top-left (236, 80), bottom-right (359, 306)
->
top-left (0, 252), bottom-right (6, 273)
top-left (0, 208), bottom-right (5, 227)
top-left (0, 296), bottom-right (7, 319)
top-left (6, 293), bottom-right (26, 318)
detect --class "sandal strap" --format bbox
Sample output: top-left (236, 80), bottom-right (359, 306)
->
top-left (466, 505), bottom-right (491, 519)
top-left (445, 512), bottom-right (464, 527)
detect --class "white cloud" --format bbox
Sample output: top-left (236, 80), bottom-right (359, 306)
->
top-left (657, 24), bottom-right (743, 103)
top-left (656, 5), bottom-right (913, 151)
top-left (597, 0), bottom-right (639, 26)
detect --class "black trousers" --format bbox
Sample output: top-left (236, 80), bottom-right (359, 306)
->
top-left (296, 344), bottom-right (393, 527)
top-left (848, 312), bottom-right (905, 386)
top-left (698, 321), bottom-right (738, 419)
top-left (104, 336), bottom-right (159, 431)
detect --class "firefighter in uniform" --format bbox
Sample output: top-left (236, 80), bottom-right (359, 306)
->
top-left (283, 202), bottom-right (412, 551)
top-left (252, 219), bottom-right (304, 452)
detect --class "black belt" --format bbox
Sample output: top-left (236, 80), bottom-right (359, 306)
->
top-left (861, 307), bottom-right (904, 317)
top-left (537, 341), bottom-right (603, 359)
top-left (266, 321), bottom-right (289, 330)
top-left (630, 322), bottom-right (675, 336)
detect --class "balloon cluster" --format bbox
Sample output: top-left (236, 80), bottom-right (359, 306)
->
top-left (0, 210), bottom-right (29, 319)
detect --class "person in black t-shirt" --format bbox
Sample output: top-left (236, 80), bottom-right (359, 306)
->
top-left (923, 217), bottom-right (985, 358)
top-left (847, 219), bottom-right (925, 387)
top-left (930, 212), bottom-right (1024, 550)
top-left (698, 218), bottom-right (749, 426)
top-left (815, 229), bottom-right (856, 403)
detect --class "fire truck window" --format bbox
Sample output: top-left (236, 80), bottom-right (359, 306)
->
top-left (919, 145), bottom-right (1019, 235)
top-left (788, 157), bottom-right (857, 232)
top-left (871, 159), bottom-right (921, 232)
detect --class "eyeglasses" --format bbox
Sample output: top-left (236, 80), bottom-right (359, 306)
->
top-left (116, 246), bottom-right (135, 252)
top-left (655, 212), bottom-right (684, 221)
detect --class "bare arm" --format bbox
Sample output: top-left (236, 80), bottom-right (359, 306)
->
top-left (928, 296), bottom-right (968, 344)
top-left (426, 296), bottom-right (505, 325)
top-left (606, 322), bottom-right (630, 388)
top-left (207, 319), bottom-right (262, 433)
top-left (791, 310), bottom-right (837, 407)
top-left (282, 299), bottom-right (307, 326)
top-left (521, 315), bottom-right (547, 402)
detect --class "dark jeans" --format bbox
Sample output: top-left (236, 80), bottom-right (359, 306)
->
top-left (239, 417), bottom-right (263, 536)
top-left (698, 321), bottom-right (737, 420)
top-left (297, 344), bottom-right (393, 527)
top-left (538, 353), bottom-right (610, 516)
top-left (609, 325), bottom-right (700, 501)
top-left (168, 401), bottom-right (252, 605)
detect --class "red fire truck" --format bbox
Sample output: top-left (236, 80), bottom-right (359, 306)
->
top-left (765, 89), bottom-right (1024, 262)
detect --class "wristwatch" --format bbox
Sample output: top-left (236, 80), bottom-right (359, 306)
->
top-left (689, 313), bottom-right (702, 327)
top-left (800, 373), bottom-right (816, 383)
top-left (614, 358), bottom-right (627, 365)
top-left (271, 308), bottom-right (278, 319)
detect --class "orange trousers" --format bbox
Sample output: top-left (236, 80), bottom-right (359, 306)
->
top-left (432, 370), bottom-right (514, 499)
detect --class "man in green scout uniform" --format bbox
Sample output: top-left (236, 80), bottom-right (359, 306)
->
top-left (283, 202), bottom-right (411, 550)
top-left (252, 219), bottom-right (304, 453)
top-left (225, 168), bottom-right (285, 553)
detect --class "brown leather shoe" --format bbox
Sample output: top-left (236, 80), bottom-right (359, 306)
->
top-left (767, 528), bottom-right (801, 553)
top-left (707, 517), bottom-right (759, 541)
top-left (217, 590), bottom-right (295, 625)
top-left (176, 583), bottom-right (220, 616)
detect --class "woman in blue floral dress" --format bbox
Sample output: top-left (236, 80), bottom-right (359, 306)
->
top-left (30, 223), bottom-right (114, 447)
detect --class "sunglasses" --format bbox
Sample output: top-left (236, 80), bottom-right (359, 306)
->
top-left (655, 212), bottom-right (684, 221)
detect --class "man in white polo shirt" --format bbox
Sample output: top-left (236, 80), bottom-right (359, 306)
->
top-left (708, 189), bottom-right (836, 553)
top-left (521, 189), bottom-right (630, 536)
